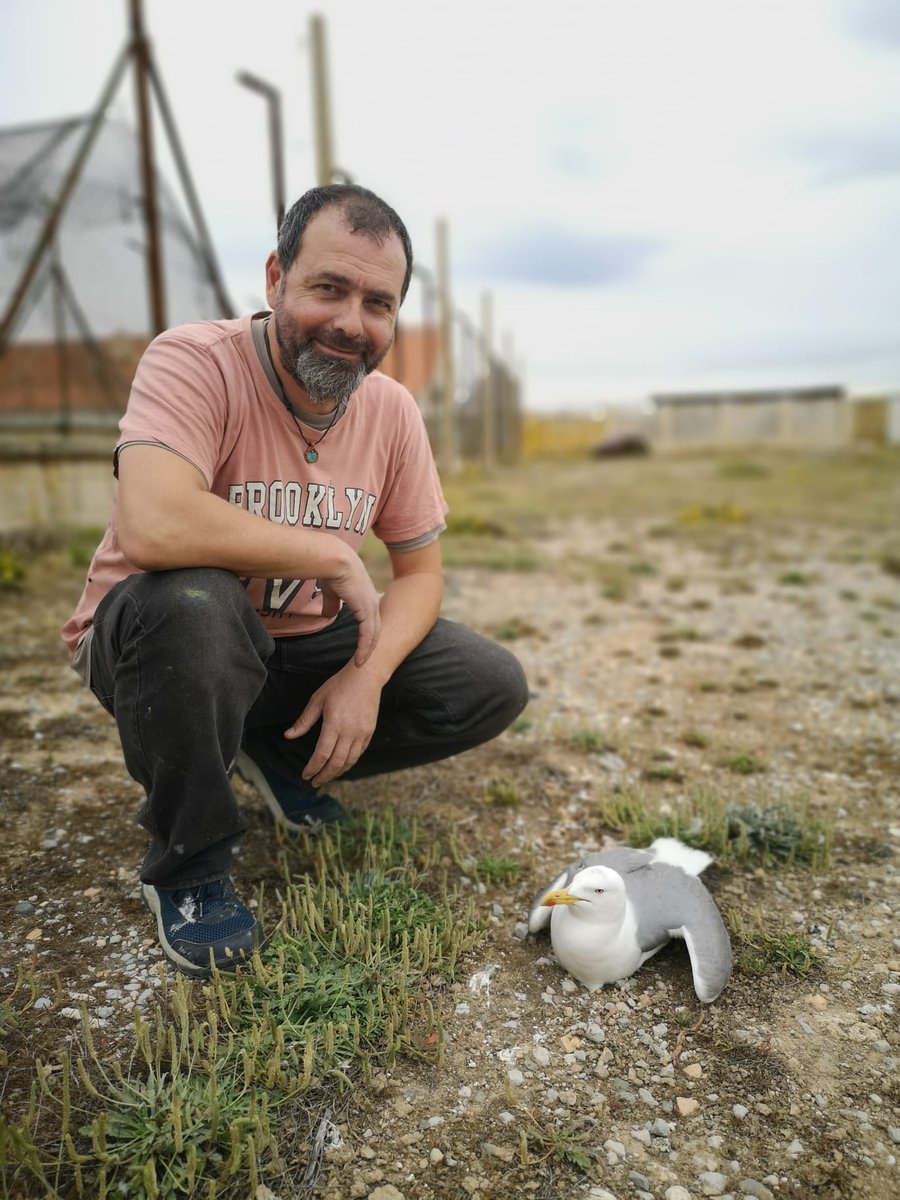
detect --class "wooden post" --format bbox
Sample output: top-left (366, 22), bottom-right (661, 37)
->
top-left (310, 14), bottom-right (334, 186)
top-left (480, 291), bottom-right (495, 466)
top-left (435, 218), bottom-right (456, 473)
top-left (130, 0), bottom-right (166, 336)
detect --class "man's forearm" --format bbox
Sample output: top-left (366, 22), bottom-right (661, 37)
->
top-left (353, 570), bottom-right (444, 687)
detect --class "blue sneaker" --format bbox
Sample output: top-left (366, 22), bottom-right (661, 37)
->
top-left (233, 749), bottom-right (346, 832)
top-left (141, 878), bottom-right (261, 977)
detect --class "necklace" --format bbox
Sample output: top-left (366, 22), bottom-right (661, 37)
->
top-left (263, 318), bottom-right (343, 464)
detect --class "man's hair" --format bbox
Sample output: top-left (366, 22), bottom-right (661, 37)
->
top-left (277, 184), bottom-right (414, 302)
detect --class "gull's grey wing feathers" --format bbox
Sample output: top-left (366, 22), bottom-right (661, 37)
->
top-left (621, 862), bottom-right (732, 1002)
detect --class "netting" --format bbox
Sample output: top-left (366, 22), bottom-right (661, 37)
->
top-left (0, 115), bottom-right (227, 415)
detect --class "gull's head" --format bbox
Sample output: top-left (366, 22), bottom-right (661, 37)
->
top-left (541, 865), bottom-right (626, 917)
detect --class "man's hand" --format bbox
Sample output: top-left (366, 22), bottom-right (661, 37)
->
top-left (284, 664), bottom-right (383, 786)
top-left (318, 556), bottom-right (381, 667)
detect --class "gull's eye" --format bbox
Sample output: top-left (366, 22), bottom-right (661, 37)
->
top-left (593, 888), bottom-right (605, 895)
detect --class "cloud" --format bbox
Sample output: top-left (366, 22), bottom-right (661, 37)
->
top-left (784, 127), bottom-right (900, 185)
top-left (462, 224), bottom-right (662, 287)
top-left (837, 0), bottom-right (900, 51)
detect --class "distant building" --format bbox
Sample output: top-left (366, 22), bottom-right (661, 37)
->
top-left (652, 386), bottom-right (848, 450)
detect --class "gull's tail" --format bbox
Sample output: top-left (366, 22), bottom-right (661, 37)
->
top-left (648, 837), bottom-right (712, 876)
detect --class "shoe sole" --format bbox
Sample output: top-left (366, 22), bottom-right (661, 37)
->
top-left (232, 749), bottom-right (331, 833)
top-left (141, 884), bottom-right (259, 978)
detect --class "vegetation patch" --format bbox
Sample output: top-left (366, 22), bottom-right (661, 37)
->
top-left (728, 911), bottom-right (822, 978)
top-left (0, 812), bottom-right (482, 1199)
top-left (598, 789), bottom-right (832, 870)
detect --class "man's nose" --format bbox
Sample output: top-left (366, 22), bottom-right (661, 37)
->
top-left (332, 296), bottom-right (365, 339)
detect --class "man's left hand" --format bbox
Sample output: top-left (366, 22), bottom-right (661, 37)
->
top-left (284, 665), bottom-right (383, 786)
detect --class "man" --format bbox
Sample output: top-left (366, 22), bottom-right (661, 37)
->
top-left (61, 184), bottom-right (528, 978)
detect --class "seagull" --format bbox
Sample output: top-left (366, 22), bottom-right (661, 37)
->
top-left (527, 838), bottom-right (732, 1003)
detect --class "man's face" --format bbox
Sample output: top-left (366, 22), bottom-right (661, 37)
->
top-left (265, 206), bottom-right (407, 409)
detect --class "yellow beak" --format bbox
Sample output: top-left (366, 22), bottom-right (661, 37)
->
top-left (541, 887), bottom-right (579, 907)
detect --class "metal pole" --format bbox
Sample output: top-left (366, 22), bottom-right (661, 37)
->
top-left (149, 57), bottom-right (236, 315)
top-left (130, 0), bottom-right (166, 335)
top-left (480, 290), bottom-right (496, 467)
top-left (236, 71), bottom-right (286, 231)
top-left (0, 44), bottom-right (130, 355)
top-left (309, 14), bottom-right (334, 186)
top-left (435, 218), bottom-right (456, 473)
top-left (51, 244), bottom-right (72, 435)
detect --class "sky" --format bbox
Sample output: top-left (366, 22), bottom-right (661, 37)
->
top-left (2, 0), bottom-right (900, 412)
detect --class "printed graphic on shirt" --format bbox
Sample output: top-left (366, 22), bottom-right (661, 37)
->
top-left (230, 480), bottom-right (377, 616)
top-left (227, 481), bottom-right (376, 533)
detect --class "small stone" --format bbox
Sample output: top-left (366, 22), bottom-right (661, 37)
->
top-left (677, 1097), bottom-right (699, 1116)
top-left (683, 1062), bottom-right (703, 1079)
top-left (368, 1187), bottom-right (405, 1200)
top-left (32, 997), bottom-right (52, 1010)
top-left (585, 1023), bottom-right (606, 1043)
top-left (807, 993), bottom-right (827, 1011)
top-left (483, 1142), bottom-right (514, 1163)
top-left (650, 1118), bottom-right (674, 1137)
top-left (588, 1189), bottom-right (621, 1200)
top-left (666, 1189), bottom-right (693, 1200)
top-left (786, 1138), bottom-right (804, 1156)
top-left (15, 901), bottom-right (36, 915)
top-left (429, 1148), bottom-right (444, 1165)
top-left (507, 1069), bottom-right (524, 1086)
top-left (739, 1180), bottom-right (775, 1200)
top-left (732, 1104), bottom-right (749, 1121)
top-left (511, 922), bottom-right (529, 940)
top-left (628, 1170), bottom-right (651, 1191)
top-left (532, 1045), bottom-right (551, 1067)
top-left (696, 1172), bottom-right (728, 1195)
top-left (25, 928), bottom-right (42, 941)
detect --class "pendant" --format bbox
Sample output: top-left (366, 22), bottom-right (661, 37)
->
top-left (305, 448), bottom-right (318, 463)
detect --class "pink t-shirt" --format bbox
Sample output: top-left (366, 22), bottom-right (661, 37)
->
top-left (61, 314), bottom-right (447, 656)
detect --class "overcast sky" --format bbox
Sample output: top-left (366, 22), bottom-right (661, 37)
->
top-left (3, 0), bottom-right (900, 411)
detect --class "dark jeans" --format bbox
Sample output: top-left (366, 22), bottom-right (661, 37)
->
top-left (88, 567), bottom-right (529, 889)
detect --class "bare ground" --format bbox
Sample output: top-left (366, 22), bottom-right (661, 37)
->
top-left (1, 452), bottom-right (898, 1200)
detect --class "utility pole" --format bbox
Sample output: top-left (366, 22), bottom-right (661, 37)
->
top-left (309, 14), bottom-right (335, 186)
top-left (480, 290), bottom-right (496, 467)
top-left (435, 218), bottom-right (456, 473)
top-left (129, 0), bottom-right (166, 335)
top-left (236, 72), bottom-right (286, 231)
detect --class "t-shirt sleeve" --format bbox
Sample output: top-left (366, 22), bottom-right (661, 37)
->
top-left (371, 391), bottom-right (449, 546)
top-left (114, 331), bottom-right (228, 487)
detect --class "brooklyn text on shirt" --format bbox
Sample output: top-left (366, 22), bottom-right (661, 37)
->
top-left (227, 481), bottom-right (377, 534)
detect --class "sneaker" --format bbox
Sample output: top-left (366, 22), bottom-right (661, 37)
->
top-left (142, 878), bottom-right (261, 978)
top-left (233, 749), bottom-right (346, 832)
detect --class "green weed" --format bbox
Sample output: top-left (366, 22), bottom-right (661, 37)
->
top-left (569, 728), bottom-right (612, 754)
top-left (474, 855), bottom-right (522, 884)
top-left (728, 911), bottom-right (822, 978)
top-left (0, 548), bottom-right (26, 590)
top-left (598, 789), bottom-right (831, 870)
top-left (484, 779), bottom-right (521, 807)
top-left (721, 751), bottom-right (767, 775)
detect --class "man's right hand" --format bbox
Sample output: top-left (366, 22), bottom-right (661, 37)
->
top-left (319, 553), bottom-right (381, 666)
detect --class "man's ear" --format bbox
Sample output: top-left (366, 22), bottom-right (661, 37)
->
top-left (264, 251), bottom-right (283, 309)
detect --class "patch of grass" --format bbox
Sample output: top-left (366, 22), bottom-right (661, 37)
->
top-left (510, 714), bottom-right (533, 734)
top-left (0, 547), bottom-right (26, 590)
top-left (678, 503), bottom-right (748, 526)
top-left (491, 615), bottom-right (539, 641)
top-left (728, 911), bottom-right (822, 978)
top-left (569, 728), bottom-right (612, 755)
top-left (517, 1108), bottom-right (602, 1176)
top-left (598, 789), bottom-right (832, 870)
top-left (658, 626), bottom-right (702, 643)
top-left (440, 539), bottom-right (540, 572)
top-left (718, 458), bottom-right (770, 480)
top-left (474, 855), bottom-right (522, 884)
top-left (720, 751), bottom-right (767, 775)
top-left (681, 728), bottom-right (711, 749)
top-left (642, 763), bottom-right (685, 783)
top-left (1, 811), bottom-right (484, 1199)
top-left (880, 552), bottom-right (900, 579)
top-left (443, 512), bottom-right (511, 537)
top-left (777, 570), bottom-right (815, 587)
top-left (484, 778), bottom-right (521, 807)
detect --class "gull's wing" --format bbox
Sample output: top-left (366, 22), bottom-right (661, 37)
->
top-left (622, 862), bottom-right (732, 1002)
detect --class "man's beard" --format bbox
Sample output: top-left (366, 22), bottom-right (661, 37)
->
top-left (272, 315), bottom-right (388, 408)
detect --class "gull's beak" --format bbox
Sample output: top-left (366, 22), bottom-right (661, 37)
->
top-left (541, 887), bottom-right (580, 907)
